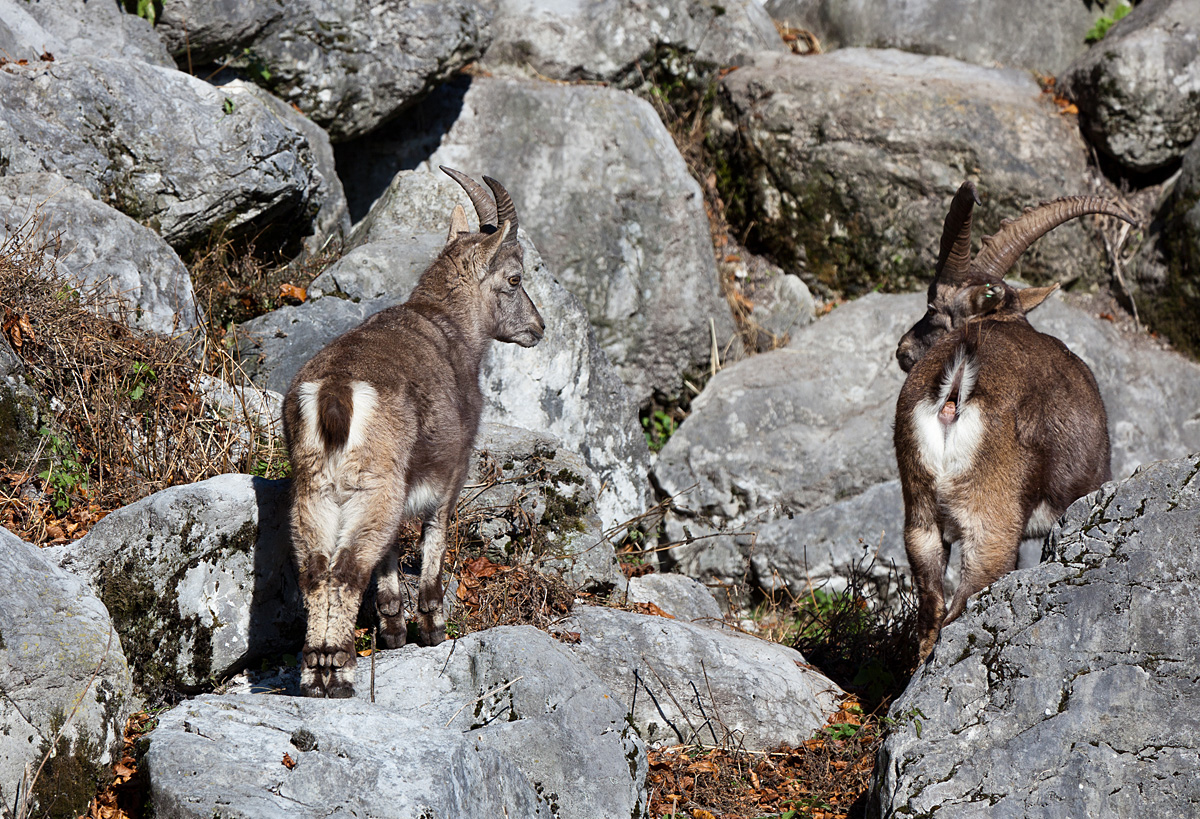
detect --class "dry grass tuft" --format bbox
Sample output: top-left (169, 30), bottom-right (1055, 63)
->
top-left (0, 214), bottom-right (287, 545)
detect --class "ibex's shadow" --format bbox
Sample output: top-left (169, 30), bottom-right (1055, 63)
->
top-left (336, 75), bottom-right (472, 222)
top-left (245, 477), bottom-right (306, 683)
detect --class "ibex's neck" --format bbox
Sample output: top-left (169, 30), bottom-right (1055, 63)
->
top-left (407, 263), bottom-right (490, 352)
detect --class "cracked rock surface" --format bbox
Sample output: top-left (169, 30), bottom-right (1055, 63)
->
top-left (146, 627), bottom-right (647, 819)
top-left (868, 454), bottom-right (1200, 818)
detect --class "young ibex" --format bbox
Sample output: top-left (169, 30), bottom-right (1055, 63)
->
top-left (283, 167), bottom-right (545, 697)
top-left (894, 180), bottom-right (1134, 661)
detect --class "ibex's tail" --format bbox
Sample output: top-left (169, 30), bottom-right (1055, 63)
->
top-left (296, 379), bottom-right (378, 453)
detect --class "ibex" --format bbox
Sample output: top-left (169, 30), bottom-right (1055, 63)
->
top-left (283, 167), bottom-right (545, 697)
top-left (894, 180), bottom-right (1134, 661)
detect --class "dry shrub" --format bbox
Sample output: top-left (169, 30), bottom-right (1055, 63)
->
top-left (448, 555), bottom-right (576, 637)
top-left (0, 215), bottom-right (286, 544)
top-left (647, 697), bottom-right (881, 819)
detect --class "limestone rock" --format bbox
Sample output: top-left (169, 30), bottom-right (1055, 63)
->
top-left (242, 0), bottom-right (491, 141)
top-left (50, 474), bottom-right (302, 699)
top-left (0, 172), bottom-right (200, 336)
top-left (146, 627), bottom-right (647, 819)
top-left (765, 0), bottom-right (1112, 75)
top-left (0, 56), bottom-right (322, 250)
top-left (557, 606), bottom-right (842, 750)
top-left (1062, 0), bottom-right (1200, 173)
top-left (710, 49), bottom-right (1101, 296)
top-left (478, 0), bottom-right (787, 82)
top-left (0, 527), bottom-right (135, 819)
top-left (869, 454), bottom-right (1200, 817)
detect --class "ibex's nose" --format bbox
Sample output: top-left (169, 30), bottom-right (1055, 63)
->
top-left (897, 343), bottom-right (916, 373)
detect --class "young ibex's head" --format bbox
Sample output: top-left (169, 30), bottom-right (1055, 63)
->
top-left (895, 181), bottom-right (1135, 373)
top-left (441, 166), bottom-right (545, 348)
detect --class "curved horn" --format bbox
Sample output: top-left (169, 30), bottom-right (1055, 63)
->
top-left (971, 196), bottom-right (1136, 280)
top-left (440, 166), bottom-right (498, 231)
top-left (483, 176), bottom-right (519, 246)
top-left (935, 180), bottom-right (982, 285)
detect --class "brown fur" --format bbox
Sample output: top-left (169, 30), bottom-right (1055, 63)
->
top-left (894, 183), bottom-right (1114, 661)
top-left (283, 180), bottom-right (544, 698)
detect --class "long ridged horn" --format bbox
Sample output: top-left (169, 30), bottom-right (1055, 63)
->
top-left (971, 196), bottom-right (1136, 280)
top-left (483, 176), bottom-right (519, 246)
top-left (440, 166), bottom-right (498, 231)
top-left (935, 180), bottom-right (982, 285)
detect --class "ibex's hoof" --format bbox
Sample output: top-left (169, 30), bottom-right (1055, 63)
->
top-left (378, 614), bottom-right (408, 649)
top-left (414, 611), bottom-right (446, 646)
top-left (301, 644), bottom-right (356, 697)
top-left (300, 664), bottom-right (328, 698)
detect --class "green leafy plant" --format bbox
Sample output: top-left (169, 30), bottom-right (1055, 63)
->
top-left (641, 409), bottom-right (678, 452)
top-left (126, 360), bottom-right (156, 401)
top-left (222, 98), bottom-right (236, 115)
top-left (1085, 3), bottom-right (1132, 43)
top-left (36, 427), bottom-right (90, 513)
top-left (241, 48), bottom-right (272, 83)
top-left (122, 0), bottom-right (163, 25)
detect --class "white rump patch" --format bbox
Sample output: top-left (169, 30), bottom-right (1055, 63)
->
top-left (914, 347), bottom-right (985, 484)
top-left (297, 381), bottom-right (322, 452)
top-left (345, 381), bottom-right (378, 452)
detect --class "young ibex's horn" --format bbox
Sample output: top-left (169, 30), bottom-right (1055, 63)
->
top-left (440, 166), bottom-right (498, 231)
top-left (971, 196), bottom-right (1136, 280)
top-left (484, 176), bottom-right (520, 246)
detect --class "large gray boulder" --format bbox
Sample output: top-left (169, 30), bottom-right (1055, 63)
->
top-left (558, 606), bottom-right (842, 750)
top-left (478, 0), bottom-right (786, 82)
top-left (239, 170), bottom-right (652, 530)
top-left (0, 55), bottom-right (322, 250)
top-left (657, 291), bottom-right (1200, 593)
top-left (869, 454), bottom-right (1200, 817)
top-left (0, 527), bottom-right (135, 819)
top-left (710, 48), bottom-right (1101, 296)
top-left (0, 172), bottom-right (200, 336)
top-left (226, 80), bottom-right (352, 256)
top-left (1061, 0), bottom-right (1200, 174)
top-left (467, 423), bottom-right (629, 593)
top-left (765, 0), bottom-right (1111, 75)
top-left (49, 474), bottom-right (301, 700)
top-left (12, 0), bottom-right (173, 66)
top-left (146, 627), bottom-right (648, 819)
top-left (155, 0), bottom-right (285, 65)
top-left (240, 0), bottom-right (490, 141)
top-left (406, 77), bottom-right (738, 401)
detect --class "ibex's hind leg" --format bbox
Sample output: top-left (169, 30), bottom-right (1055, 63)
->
top-left (415, 500), bottom-right (454, 646)
top-left (906, 521), bottom-right (948, 663)
top-left (293, 492), bottom-right (339, 697)
top-left (317, 487), bottom-right (406, 698)
top-left (944, 510), bottom-right (1023, 626)
top-left (375, 541), bottom-right (409, 649)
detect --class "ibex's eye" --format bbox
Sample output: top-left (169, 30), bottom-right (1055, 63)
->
top-left (508, 275), bottom-right (522, 287)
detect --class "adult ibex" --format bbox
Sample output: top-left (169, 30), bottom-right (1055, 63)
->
top-left (894, 180), bottom-right (1133, 661)
top-left (283, 167), bottom-right (545, 697)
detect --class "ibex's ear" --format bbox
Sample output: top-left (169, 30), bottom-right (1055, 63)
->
top-left (1017, 283), bottom-right (1059, 314)
top-left (475, 220), bottom-right (511, 274)
top-left (446, 204), bottom-right (470, 242)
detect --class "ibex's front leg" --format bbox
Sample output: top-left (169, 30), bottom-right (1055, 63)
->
top-left (375, 542), bottom-right (409, 649)
top-left (415, 499), bottom-right (455, 646)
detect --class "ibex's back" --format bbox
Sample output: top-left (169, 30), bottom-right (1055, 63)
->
top-left (894, 180), bottom-right (1130, 661)
top-left (283, 168), bottom-right (544, 698)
